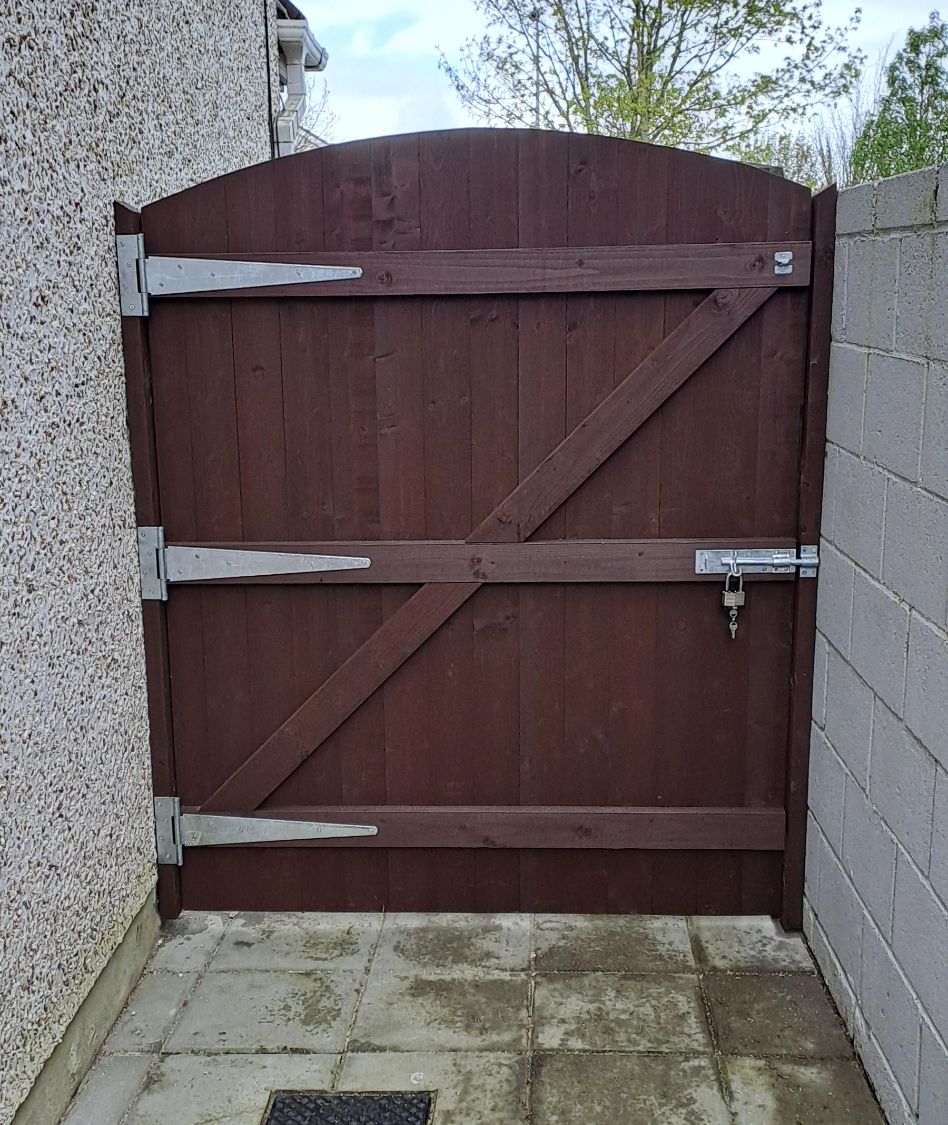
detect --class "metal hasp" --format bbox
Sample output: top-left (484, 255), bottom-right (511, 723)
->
top-left (115, 233), bottom-right (362, 316)
top-left (773, 250), bottom-right (794, 276)
top-left (138, 526), bottom-right (370, 600)
top-left (695, 545), bottom-right (819, 578)
top-left (154, 797), bottom-right (378, 866)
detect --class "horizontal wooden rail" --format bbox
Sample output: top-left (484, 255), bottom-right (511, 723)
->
top-left (184, 805), bottom-right (786, 851)
top-left (163, 241), bottom-right (811, 297)
top-left (169, 538), bottom-right (797, 584)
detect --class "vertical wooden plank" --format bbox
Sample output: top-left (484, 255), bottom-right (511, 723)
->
top-left (517, 130), bottom-right (569, 911)
top-left (371, 133), bottom-right (429, 910)
top-left (320, 139), bottom-right (388, 908)
top-left (782, 185), bottom-right (837, 929)
top-left (741, 174), bottom-right (814, 911)
top-left (468, 130), bottom-right (521, 909)
top-left (405, 131), bottom-right (477, 907)
top-left (115, 202), bottom-right (181, 919)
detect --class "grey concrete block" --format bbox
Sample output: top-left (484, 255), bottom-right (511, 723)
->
top-left (103, 972), bottom-right (196, 1054)
top-left (821, 448), bottom-right (839, 543)
top-left (832, 450), bottom-right (886, 577)
top-left (826, 343), bottom-right (867, 455)
top-left (825, 647), bottom-right (874, 788)
top-left (841, 778), bottom-right (897, 935)
top-left (123, 1055), bottom-right (337, 1125)
top-left (938, 163), bottom-right (948, 222)
top-left (930, 769), bottom-right (948, 906)
top-left (165, 969), bottom-right (360, 1053)
top-left (812, 635), bottom-right (829, 727)
top-left (860, 1028), bottom-right (919, 1125)
top-left (149, 912), bottom-right (227, 973)
top-left (62, 1055), bottom-right (152, 1125)
top-left (212, 911), bottom-right (383, 973)
top-left (816, 543), bottom-right (855, 656)
top-left (864, 353), bottom-right (926, 480)
top-left (875, 167), bottom-right (937, 230)
top-left (815, 839), bottom-right (864, 988)
top-left (932, 235), bottom-right (948, 362)
top-left (861, 920), bottom-right (922, 1104)
top-left (808, 726), bottom-right (847, 852)
top-left (883, 478), bottom-right (948, 626)
top-left (850, 569), bottom-right (909, 714)
top-left (895, 233), bottom-right (934, 357)
top-left (832, 241), bottom-right (848, 340)
top-left (805, 810), bottom-right (822, 900)
top-left (533, 914), bottom-right (693, 974)
top-left (871, 702), bottom-right (937, 871)
top-left (892, 852), bottom-right (948, 1033)
top-left (534, 973), bottom-right (709, 1052)
top-left (339, 1052), bottom-right (531, 1125)
top-left (921, 363), bottom-right (948, 503)
top-left (838, 182), bottom-right (876, 235)
top-left (905, 614), bottom-right (948, 772)
top-left (919, 1022), bottom-right (948, 1125)
top-left (845, 237), bottom-right (898, 350)
top-left (691, 916), bottom-right (815, 974)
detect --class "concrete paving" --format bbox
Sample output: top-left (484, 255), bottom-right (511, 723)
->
top-left (60, 912), bottom-right (885, 1125)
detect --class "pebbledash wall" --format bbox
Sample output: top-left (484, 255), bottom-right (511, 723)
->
top-left (0, 3), bottom-right (281, 1120)
top-left (805, 165), bottom-right (948, 1124)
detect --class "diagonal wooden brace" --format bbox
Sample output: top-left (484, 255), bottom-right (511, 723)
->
top-left (201, 286), bottom-right (776, 812)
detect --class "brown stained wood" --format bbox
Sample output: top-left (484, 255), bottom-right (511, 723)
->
top-left (201, 582), bottom-right (480, 811)
top-left (128, 131), bottom-right (822, 915)
top-left (201, 285), bottom-right (776, 813)
top-left (782, 185), bottom-right (837, 930)
top-left (162, 537), bottom-right (797, 584)
top-left (114, 202), bottom-right (181, 919)
top-left (181, 806), bottom-right (786, 851)
top-left (154, 241), bottom-right (811, 297)
top-left (472, 286), bottom-right (777, 543)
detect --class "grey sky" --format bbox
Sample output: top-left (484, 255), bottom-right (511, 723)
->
top-left (297, 0), bottom-right (939, 142)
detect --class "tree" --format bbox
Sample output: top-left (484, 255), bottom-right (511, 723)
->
top-left (851, 11), bottom-right (948, 181)
top-left (440, 0), bottom-right (864, 153)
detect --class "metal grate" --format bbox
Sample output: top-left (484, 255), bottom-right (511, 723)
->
top-left (263, 1092), bottom-right (433, 1125)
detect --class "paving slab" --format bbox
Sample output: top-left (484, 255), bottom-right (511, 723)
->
top-left (211, 911), bottom-right (381, 972)
top-left (373, 913), bottom-right (531, 975)
top-left (164, 969), bottom-right (359, 1053)
top-left (726, 1056), bottom-right (886, 1123)
top-left (530, 1052), bottom-right (731, 1124)
top-left (122, 1053), bottom-right (336, 1125)
top-left (148, 912), bottom-right (228, 973)
top-left (534, 972), bottom-right (710, 1052)
top-left (350, 970), bottom-right (529, 1052)
top-left (338, 1051), bottom-right (528, 1124)
top-left (62, 1054), bottom-right (153, 1125)
top-left (704, 974), bottom-right (853, 1059)
top-left (534, 914), bottom-right (695, 973)
top-left (691, 916), bottom-right (816, 973)
top-left (103, 972), bottom-right (196, 1053)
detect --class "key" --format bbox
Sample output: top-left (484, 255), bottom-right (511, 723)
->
top-left (722, 572), bottom-right (745, 640)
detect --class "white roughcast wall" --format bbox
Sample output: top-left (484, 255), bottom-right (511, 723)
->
top-left (805, 166), bottom-right (948, 1124)
top-left (0, 3), bottom-right (278, 1119)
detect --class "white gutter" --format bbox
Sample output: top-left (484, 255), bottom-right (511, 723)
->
top-left (274, 17), bottom-right (328, 156)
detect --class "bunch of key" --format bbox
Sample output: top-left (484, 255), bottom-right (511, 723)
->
top-left (722, 570), bottom-right (745, 639)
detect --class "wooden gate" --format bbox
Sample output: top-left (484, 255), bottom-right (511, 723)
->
top-left (119, 129), bottom-right (834, 926)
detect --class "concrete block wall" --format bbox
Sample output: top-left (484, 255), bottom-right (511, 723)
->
top-left (805, 166), bottom-right (948, 1124)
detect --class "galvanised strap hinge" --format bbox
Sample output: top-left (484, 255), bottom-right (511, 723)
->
top-left (154, 797), bottom-right (377, 865)
top-left (115, 234), bottom-right (362, 316)
top-left (137, 526), bottom-right (370, 601)
top-left (694, 545), bottom-right (819, 578)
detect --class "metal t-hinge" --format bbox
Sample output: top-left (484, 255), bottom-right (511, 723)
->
top-left (774, 250), bottom-right (793, 275)
top-left (695, 545), bottom-right (819, 577)
top-left (116, 233), bottom-right (362, 316)
top-left (138, 526), bottom-right (370, 600)
top-left (154, 797), bottom-right (377, 865)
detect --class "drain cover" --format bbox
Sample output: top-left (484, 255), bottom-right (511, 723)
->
top-left (263, 1092), bottom-right (433, 1125)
